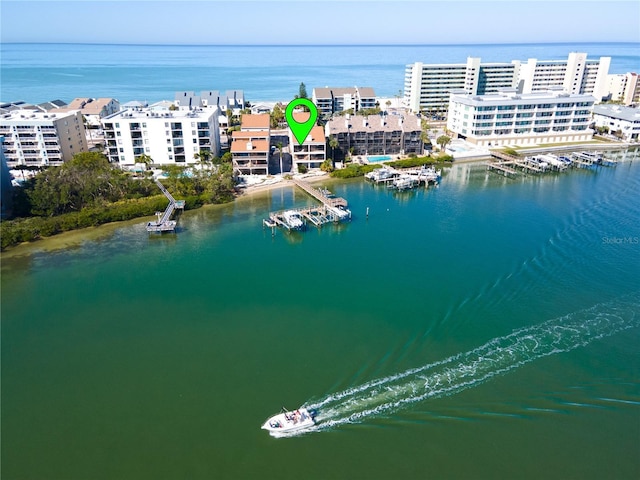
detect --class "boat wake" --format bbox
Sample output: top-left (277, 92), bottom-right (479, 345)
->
top-left (297, 292), bottom-right (639, 435)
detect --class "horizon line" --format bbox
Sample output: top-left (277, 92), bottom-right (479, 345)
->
top-left (3, 40), bottom-right (639, 48)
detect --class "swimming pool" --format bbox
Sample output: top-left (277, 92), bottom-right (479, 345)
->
top-left (368, 155), bottom-right (392, 162)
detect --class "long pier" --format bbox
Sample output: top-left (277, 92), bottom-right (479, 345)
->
top-left (146, 179), bottom-right (184, 233)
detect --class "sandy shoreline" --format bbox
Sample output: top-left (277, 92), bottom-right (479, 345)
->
top-left (236, 171), bottom-right (332, 197)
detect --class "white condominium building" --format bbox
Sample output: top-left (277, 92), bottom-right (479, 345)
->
top-left (517, 52), bottom-right (610, 100)
top-left (0, 109), bottom-right (88, 166)
top-left (446, 87), bottom-right (595, 147)
top-left (404, 57), bottom-right (519, 114)
top-left (405, 53), bottom-right (610, 114)
top-left (101, 102), bottom-right (220, 166)
top-left (312, 86), bottom-right (376, 117)
top-left (605, 72), bottom-right (640, 106)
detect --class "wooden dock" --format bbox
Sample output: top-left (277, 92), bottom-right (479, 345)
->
top-left (291, 178), bottom-right (348, 208)
top-left (265, 204), bottom-right (351, 233)
top-left (146, 179), bottom-right (184, 233)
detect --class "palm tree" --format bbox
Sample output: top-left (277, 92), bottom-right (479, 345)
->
top-left (420, 119), bottom-right (431, 154)
top-left (395, 89), bottom-right (403, 108)
top-left (276, 141), bottom-right (284, 175)
top-left (135, 154), bottom-right (153, 175)
top-left (194, 149), bottom-right (213, 169)
top-left (329, 135), bottom-right (339, 167)
top-left (436, 135), bottom-right (451, 152)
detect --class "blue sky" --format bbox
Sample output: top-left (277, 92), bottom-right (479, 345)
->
top-left (1, 0), bottom-right (639, 45)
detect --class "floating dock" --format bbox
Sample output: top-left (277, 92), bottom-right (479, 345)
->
top-left (146, 179), bottom-right (184, 233)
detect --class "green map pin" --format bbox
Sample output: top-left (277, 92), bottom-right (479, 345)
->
top-left (285, 98), bottom-right (318, 145)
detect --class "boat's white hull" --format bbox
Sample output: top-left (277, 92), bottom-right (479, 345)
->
top-left (261, 408), bottom-right (315, 434)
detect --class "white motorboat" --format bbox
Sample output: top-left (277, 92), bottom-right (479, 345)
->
top-left (282, 210), bottom-right (304, 230)
top-left (262, 407), bottom-right (316, 434)
top-left (365, 167), bottom-right (395, 182)
top-left (327, 205), bottom-right (352, 221)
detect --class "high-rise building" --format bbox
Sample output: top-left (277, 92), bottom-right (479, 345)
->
top-left (605, 72), bottom-right (640, 105)
top-left (405, 53), bottom-right (610, 114)
top-left (517, 52), bottom-right (610, 100)
top-left (404, 57), bottom-right (519, 114)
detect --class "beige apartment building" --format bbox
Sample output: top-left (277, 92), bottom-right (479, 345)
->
top-left (0, 109), bottom-right (87, 166)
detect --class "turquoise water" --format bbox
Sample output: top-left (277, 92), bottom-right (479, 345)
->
top-left (368, 155), bottom-right (392, 162)
top-left (1, 42), bottom-right (639, 104)
top-left (2, 152), bottom-right (639, 479)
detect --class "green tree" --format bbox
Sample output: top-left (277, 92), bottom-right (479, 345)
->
top-left (135, 154), bottom-right (153, 175)
top-left (270, 103), bottom-right (284, 128)
top-left (297, 82), bottom-right (308, 99)
top-left (28, 152), bottom-right (130, 216)
top-left (329, 135), bottom-right (339, 166)
top-left (436, 135), bottom-right (451, 151)
top-left (320, 159), bottom-right (334, 172)
top-left (194, 149), bottom-right (213, 168)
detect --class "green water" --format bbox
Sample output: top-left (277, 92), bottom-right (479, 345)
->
top-left (2, 154), bottom-right (640, 479)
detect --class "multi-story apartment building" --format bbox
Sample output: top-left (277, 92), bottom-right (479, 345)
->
top-left (288, 112), bottom-right (326, 171)
top-left (446, 87), bottom-right (595, 147)
top-left (101, 102), bottom-right (220, 166)
top-left (0, 109), bottom-right (87, 166)
top-left (405, 53), bottom-right (610, 114)
top-left (1, 136), bottom-right (13, 218)
top-left (325, 113), bottom-right (423, 160)
top-left (312, 87), bottom-right (376, 118)
top-left (231, 114), bottom-right (270, 176)
top-left (517, 52), bottom-right (610, 100)
top-left (175, 90), bottom-right (245, 112)
top-left (605, 72), bottom-right (640, 105)
top-left (405, 57), bottom-right (519, 114)
top-left (592, 104), bottom-right (640, 142)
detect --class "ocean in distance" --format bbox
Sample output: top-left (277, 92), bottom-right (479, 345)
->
top-left (2, 156), bottom-right (640, 479)
top-left (1, 42), bottom-right (639, 104)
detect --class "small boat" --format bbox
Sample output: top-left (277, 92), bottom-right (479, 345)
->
top-left (327, 205), bottom-right (352, 222)
top-left (282, 210), bottom-right (304, 230)
top-left (261, 407), bottom-right (316, 434)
